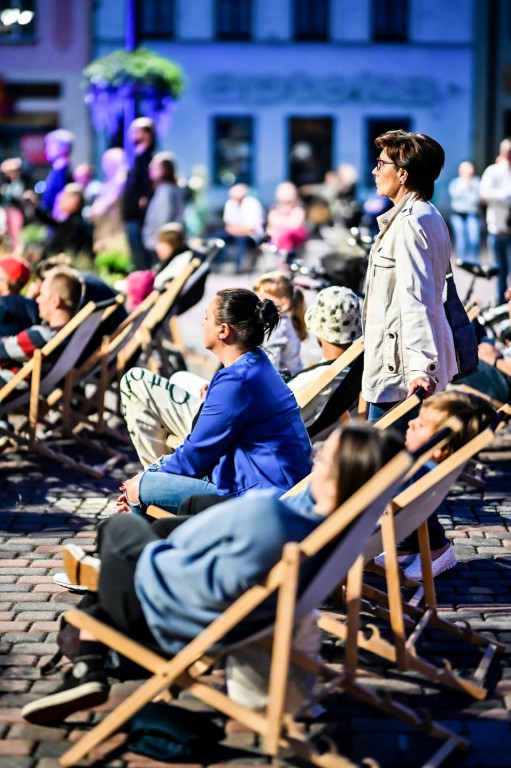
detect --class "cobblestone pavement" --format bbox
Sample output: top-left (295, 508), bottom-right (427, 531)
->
top-left (0, 264), bottom-right (510, 768)
top-left (1, 425), bottom-right (510, 768)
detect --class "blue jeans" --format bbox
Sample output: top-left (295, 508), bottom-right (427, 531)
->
top-left (457, 359), bottom-right (511, 403)
top-left (130, 461), bottom-right (218, 516)
top-left (488, 233), bottom-right (511, 303)
top-left (125, 218), bottom-right (153, 271)
top-left (450, 212), bottom-right (480, 263)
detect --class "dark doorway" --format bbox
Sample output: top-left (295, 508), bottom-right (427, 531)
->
top-left (288, 117), bottom-right (333, 187)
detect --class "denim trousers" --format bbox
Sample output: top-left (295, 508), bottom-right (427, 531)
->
top-left (130, 459), bottom-right (219, 517)
top-left (488, 233), bottom-right (511, 303)
top-left (450, 212), bottom-right (480, 263)
top-left (457, 359), bottom-right (511, 403)
top-left (125, 218), bottom-right (153, 271)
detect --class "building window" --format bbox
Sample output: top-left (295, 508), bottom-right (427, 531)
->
top-left (288, 117), bottom-right (333, 187)
top-left (137, 0), bottom-right (174, 39)
top-left (213, 116), bottom-right (254, 186)
top-left (365, 116), bottom-right (411, 184)
top-left (0, 0), bottom-right (36, 40)
top-left (216, 0), bottom-right (252, 41)
top-left (372, 0), bottom-right (408, 42)
top-left (294, 0), bottom-right (329, 41)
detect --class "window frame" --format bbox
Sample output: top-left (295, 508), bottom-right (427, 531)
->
top-left (371, 0), bottom-right (408, 43)
top-left (293, 0), bottom-right (329, 42)
top-left (212, 114), bottom-right (255, 187)
top-left (215, 0), bottom-right (252, 41)
top-left (136, 0), bottom-right (175, 41)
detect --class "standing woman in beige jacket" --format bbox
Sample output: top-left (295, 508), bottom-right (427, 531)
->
top-left (362, 130), bottom-right (458, 425)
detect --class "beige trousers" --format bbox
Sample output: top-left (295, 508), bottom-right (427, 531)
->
top-left (120, 367), bottom-right (206, 469)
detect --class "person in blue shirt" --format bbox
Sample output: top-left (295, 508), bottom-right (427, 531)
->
top-left (21, 421), bottom-right (404, 725)
top-left (118, 288), bottom-right (313, 515)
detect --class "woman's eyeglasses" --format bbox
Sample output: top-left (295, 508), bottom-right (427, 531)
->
top-left (375, 158), bottom-right (395, 171)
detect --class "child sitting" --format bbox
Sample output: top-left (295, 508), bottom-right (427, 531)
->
top-left (253, 270), bottom-right (307, 378)
top-left (375, 390), bottom-right (497, 580)
top-left (123, 223), bottom-right (194, 309)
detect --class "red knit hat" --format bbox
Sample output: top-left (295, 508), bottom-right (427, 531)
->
top-left (0, 256), bottom-right (31, 291)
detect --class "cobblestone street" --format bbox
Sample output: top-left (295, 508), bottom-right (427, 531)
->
top-left (1, 421), bottom-right (511, 768)
top-left (1, 266), bottom-right (510, 768)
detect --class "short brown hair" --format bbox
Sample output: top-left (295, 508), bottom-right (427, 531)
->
top-left (34, 254), bottom-right (73, 281)
top-left (422, 390), bottom-right (497, 457)
top-left (43, 266), bottom-right (84, 314)
top-left (156, 222), bottom-right (185, 251)
top-left (375, 130), bottom-right (445, 201)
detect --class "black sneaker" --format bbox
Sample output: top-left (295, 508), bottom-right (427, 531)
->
top-left (21, 655), bottom-right (110, 725)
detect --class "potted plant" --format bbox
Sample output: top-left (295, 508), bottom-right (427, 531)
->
top-left (82, 48), bottom-right (186, 136)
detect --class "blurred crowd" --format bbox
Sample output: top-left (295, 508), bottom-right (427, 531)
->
top-left (3, 119), bottom-right (511, 303)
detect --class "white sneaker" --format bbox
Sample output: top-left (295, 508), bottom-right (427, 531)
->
top-left (373, 552), bottom-right (416, 568)
top-left (403, 544), bottom-right (457, 582)
top-left (53, 572), bottom-right (89, 593)
top-left (62, 544), bottom-right (100, 591)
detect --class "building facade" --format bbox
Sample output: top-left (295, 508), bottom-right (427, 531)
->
top-left (0, 0), bottom-right (91, 179)
top-left (93, 0), bottom-right (478, 213)
top-left (2, 0), bottom-right (509, 217)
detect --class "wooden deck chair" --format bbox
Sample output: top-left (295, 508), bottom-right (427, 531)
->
top-left (60, 258), bottom-right (201, 444)
top-left (58, 448), bottom-right (414, 768)
top-left (0, 297), bottom-right (126, 477)
top-left (319, 413), bottom-right (507, 702)
top-left (152, 239), bottom-right (225, 377)
top-left (295, 336), bottom-right (364, 411)
top-left (306, 347), bottom-right (365, 439)
top-left (373, 386), bottom-right (427, 430)
top-left (455, 381), bottom-right (505, 409)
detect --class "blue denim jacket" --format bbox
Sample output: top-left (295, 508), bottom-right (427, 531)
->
top-left (134, 487), bottom-right (323, 654)
top-left (158, 348), bottom-right (312, 496)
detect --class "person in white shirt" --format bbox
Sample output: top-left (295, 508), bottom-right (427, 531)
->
top-left (479, 138), bottom-right (511, 303)
top-left (222, 183), bottom-right (264, 272)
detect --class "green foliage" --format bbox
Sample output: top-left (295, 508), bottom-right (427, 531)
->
top-left (83, 48), bottom-right (186, 100)
top-left (95, 250), bottom-right (133, 278)
top-left (20, 223), bottom-right (48, 245)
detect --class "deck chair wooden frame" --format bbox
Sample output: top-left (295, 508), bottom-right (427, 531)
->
top-left (319, 415), bottom-right (507, 702)
top-left (152, 240), bottom-right (225, 378)
top-left (58, 450), bottom-right (414, 768)
top-left (373, 386), bottom-right (426, 430)
top-left (59, 259), bottom-right (201, 444)
top-left (306, 351), bottom-right (365, 439)
top-left (295, 337), bottom-right (364, 410)
top-left (0, 297), bottom-right (126, 477)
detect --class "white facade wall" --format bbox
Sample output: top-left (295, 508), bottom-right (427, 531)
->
top-left (89, 0), bottom-right (477, 215)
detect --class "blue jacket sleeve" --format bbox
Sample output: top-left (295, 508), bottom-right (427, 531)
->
top-left (159, 365), bottom-right (250, 479)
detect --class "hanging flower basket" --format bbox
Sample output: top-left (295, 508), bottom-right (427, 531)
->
top-left (82, 48), bottom-right (186, 137)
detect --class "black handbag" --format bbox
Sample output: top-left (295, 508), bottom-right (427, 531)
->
top-left (444, 272), bottom-right (479, 380)
top-left (125, 702), bottom-right (223, 761)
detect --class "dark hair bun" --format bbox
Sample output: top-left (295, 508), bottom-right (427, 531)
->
top-left (215, 288), bottom-right (280, 349)
top-left (257, 298), bottom-right (280, 328)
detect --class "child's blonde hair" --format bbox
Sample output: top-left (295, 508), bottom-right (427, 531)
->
top-left (421, 390), bottom-right (497, 457)
top-left (253, 270), bottom-right (307, 341)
